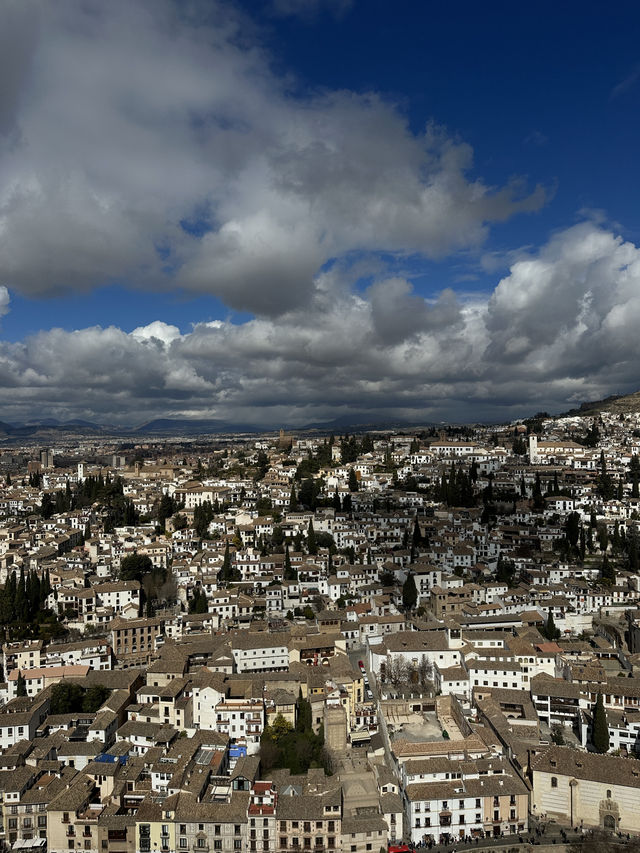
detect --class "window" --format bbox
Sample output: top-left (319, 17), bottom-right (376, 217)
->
top-left (551, 777), bottom-right (558, 788)
top-left (179, 840), bottom-right (187, 849)
top-left (607, 790), bottom-right (612, 799)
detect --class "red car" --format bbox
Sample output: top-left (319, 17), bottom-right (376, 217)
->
top-left (388, 845), bottom-right (411, 853)
top-left (358, 660), bottom-right (366, 672)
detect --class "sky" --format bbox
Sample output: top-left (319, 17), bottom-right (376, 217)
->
top-left (1, 0), bottom-right (640, 428)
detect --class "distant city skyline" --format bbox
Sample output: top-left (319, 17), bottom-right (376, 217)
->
top-left (1, 0), bottom-right (639, 426)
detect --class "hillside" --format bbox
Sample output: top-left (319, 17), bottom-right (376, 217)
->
top-left (563, 390), bottom-right (640, 417)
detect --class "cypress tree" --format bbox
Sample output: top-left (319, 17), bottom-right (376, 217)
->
top-left (543, 610), bottom-right (560, 641)
top-left (16, 672), bottom-right (27, 697)
top-left (592, 693), bottom-right (609, 753)
top-left (307, 520), bottom-right (317, 555)
top-left (220, 543), bottom-right (231, 584)
top-left (15, 568), bottom-right (27, 623)
top-left (402, 573), bottom-right (418, 611)
top-left (284, 544), bottom-right (297, 581)
top-left (412, 516), bottom-right (422, 548)
top-left (289, 485), bottom-right (298, 511)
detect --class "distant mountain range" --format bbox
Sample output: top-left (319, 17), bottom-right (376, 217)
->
top-left (5, 391), bottom-right (639, 442)
top-left (0, 412), bottom-right (438, 440)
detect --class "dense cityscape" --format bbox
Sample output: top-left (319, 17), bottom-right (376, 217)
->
top-left (2, 1), bottom-right (640, 851)
top-left (0, 406), bottom-right (639, 852)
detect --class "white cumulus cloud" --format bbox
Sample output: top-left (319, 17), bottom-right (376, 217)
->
top-left (0, 0), bottom-right (546, 316)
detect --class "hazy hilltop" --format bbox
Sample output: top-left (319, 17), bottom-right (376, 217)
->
top-left (564, 390), bottom-right (640, 417)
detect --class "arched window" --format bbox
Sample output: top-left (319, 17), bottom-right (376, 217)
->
top-left (551, 777), bottom-right (558, 788)
top-left (606, 789), bottom-right (612, 799)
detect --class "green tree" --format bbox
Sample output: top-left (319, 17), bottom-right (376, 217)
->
top-left (542, 610), bottom-right (560, 641)
top-left (402, 573), bottom-right (418, 610)
top-left (120, 553), bottom-right (153, 582)
top-left (50, 682), bottom-right (85, 714)
top-left (16, 672), bottom-right (27, 697)
top-left (600, 553), bottom-right (615, 583)
top-left (40, 492), bottom-right (54, 519)
top-left (565, 511), bottom-right (581, 551)
top-left (157, 493), bottom-right (175, 529)
top-left (189, 588), bottom-right (208, 613)
top-left (284, 544), bottom-right (297, 581)
top-left (288, 485), bottom-right (298, 511)
top-left (219, 542), bottom-right (240, 584)
top-left (194, 501), bottom-right (214, 539)
top-left (172, 513), bottom-right (188, 531)
top-left (592, 693), bottom-right (609, 753)
top-left (307, 519), bottom-right (317, 555)
top-left (597, 522), bottom-right (609, 553)
top-left (254, 450), bottom-right (269, 481)
top-left (256, 496), bottom-right (272, 515)
top-left (82, 685), bottom-right (110, 713)
top-left (348, 468), bottom-right (359, 492)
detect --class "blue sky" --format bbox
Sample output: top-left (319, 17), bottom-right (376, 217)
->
top-left (1, 0), bottom-right (639, 425)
